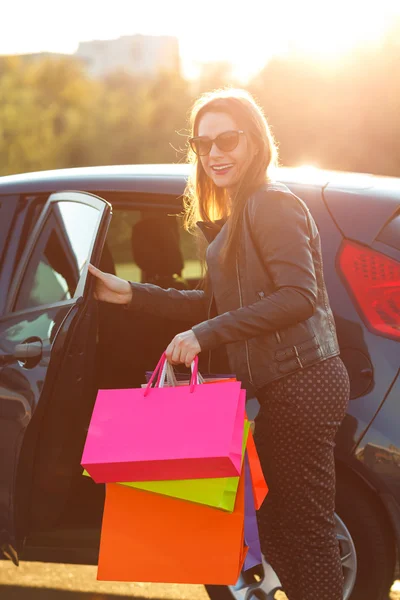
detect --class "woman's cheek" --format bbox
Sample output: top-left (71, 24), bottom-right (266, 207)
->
top-left (200, 156), bottom-right (208, 174)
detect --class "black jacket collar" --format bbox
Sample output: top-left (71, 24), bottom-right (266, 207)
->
top-left (196, 218), bottom-right (228, 243)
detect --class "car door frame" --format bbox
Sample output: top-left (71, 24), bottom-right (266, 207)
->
top-left (5, 191), bottom-right (111, 314)
top-left (0, 190), bottom-right (111, 565)
top-left (15, 190), bottom-right (204, 565)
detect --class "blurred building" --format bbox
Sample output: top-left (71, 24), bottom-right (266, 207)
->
top-left (75, 35), bottom-right (180, 78)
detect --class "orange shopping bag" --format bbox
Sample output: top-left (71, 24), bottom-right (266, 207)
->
top-left (97, 464), bottom-right (247, 584)
top-left (246, 429), bottom-right (269, 510)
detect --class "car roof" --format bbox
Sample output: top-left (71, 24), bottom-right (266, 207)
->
top-left (0, 163), bottom-right (330, 196)
top-left (0, 163), bottom-right (399, 200)
top-left (0, 164), bottom-right (190, 196)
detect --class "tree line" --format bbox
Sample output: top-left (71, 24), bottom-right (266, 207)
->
top-left (1, 24), bottom-right (400, 177)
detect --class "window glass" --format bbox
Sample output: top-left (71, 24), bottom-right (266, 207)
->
top-left (103, 208), bottom-right (202, 289)
top-left (0, 199), bottom-right (16, 261)
top-left (179, 227), bottom-right (203, 281)
top-left (15, 201), bottom-right (100, 310)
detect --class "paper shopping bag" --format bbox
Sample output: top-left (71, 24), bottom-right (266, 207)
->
top-left (97, 464), bottom-right (247, 584)
top-left (82, 354), bottom-right (245, 483)
top-left (83, 416), bottom-right (250, 512)
top-left (117, 414), bottom-right (250, 511)
top-left (243, 454), bottom-right (263, 571)
top-left (247, 429), bottom-right (269, 510)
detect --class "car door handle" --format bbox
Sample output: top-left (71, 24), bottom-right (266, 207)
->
top-left (0, 341), bottom-right (42, 366)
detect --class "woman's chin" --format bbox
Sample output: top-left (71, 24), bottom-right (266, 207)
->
top-left (210, 175), bottom-right (238, 189)
top-left (212, 180), bottom-right (226, 188)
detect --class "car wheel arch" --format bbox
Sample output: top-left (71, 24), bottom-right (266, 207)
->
top-left (335, 459), bottom-right (397, 532)
top-left (335, 460), bottom-right (397, 562)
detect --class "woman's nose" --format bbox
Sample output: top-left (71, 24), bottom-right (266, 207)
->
top-left (209, 142), bottom-right (224, 160)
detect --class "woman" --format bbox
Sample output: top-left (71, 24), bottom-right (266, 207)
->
top-left (88, 88), bottom-right (350, 600)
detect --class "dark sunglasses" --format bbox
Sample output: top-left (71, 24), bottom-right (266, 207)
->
top-left (189, 130), bottom-right (245, 156)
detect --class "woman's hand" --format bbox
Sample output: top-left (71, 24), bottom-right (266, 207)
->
top-left (88, 263), bottom-right (132, 305)
top-left (165, 330), bottom-right (201, 367)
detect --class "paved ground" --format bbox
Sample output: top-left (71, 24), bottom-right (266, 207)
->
top-left (0, 561), bottom-right (209, 600)
top-left (0, 561), bottom-right (399, 599)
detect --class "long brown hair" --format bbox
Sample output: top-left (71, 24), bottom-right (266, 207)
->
top-left (183, 88), bottom-right (278, 264)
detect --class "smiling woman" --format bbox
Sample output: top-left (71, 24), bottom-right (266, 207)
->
top-left (183, 89), bottom-right (278, 269)
top-left (191, 117), bottom-right (249, 195)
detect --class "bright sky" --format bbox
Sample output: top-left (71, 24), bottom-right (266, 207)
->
top-left (2, 0), bottom-right (400, 80)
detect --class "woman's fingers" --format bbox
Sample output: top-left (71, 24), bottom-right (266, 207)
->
top-left (165, 338), bottom-right (178, 364)
top-left (170, 344), bottom-right (182, 365)
top-left (88, 264), bottom-right (106, 300)
top-left (184, 351), bottom-right (197, 368)
top-left (88, 263), bottom-right (104, 279)
top-left (165, 331), bottom-right (201, 366)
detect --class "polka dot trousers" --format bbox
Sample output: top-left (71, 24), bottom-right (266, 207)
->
top-left (254, 356), bottom-right (350, 600)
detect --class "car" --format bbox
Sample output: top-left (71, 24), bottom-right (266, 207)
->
top-left (0, 164), bottom-right (399, 600)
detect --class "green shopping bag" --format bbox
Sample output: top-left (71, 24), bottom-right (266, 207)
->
top-left (83, 419), bottom-right (249, 512)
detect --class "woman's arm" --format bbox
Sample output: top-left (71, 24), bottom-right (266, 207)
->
top-left (88, 263), bottom-right (210, 324)
top-left (125, 281), bottom-right (210, 324)
top-left (191, 190), bottom-right (318, 350)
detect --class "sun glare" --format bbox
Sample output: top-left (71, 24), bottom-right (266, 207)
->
top-left (283, 165), bottom-right (328, 185)
top-left (284, 4), bottom-right (397, 59)
top-left (1, 0), bottom-right (400, 82)
top-left (178, 1), bottom-right (400, 81)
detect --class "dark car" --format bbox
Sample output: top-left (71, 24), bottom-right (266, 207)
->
top-left (0, 165), bottom-right (399, 600)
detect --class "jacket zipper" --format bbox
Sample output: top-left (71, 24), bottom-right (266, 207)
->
top-left (207, 292), bottom-right (213, 373)
top-left (236, 256), bottom-right (254, 385)
top-left (257, 290), bottom-right (282, 343)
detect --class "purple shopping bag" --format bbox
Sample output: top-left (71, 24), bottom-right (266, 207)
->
top-left (243, 454), bottom-right (263, 571)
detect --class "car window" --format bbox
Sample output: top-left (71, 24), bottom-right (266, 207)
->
top-left (0, 198), bottom-right (17, 262)
top-left (0, 200), bottom-right (4, 255)
top-left (103, 207), bottom-right (202, 289)
top-left (14, 201), bottom-right (101, 311)
top-left (179, 227), bottom-right (203, 282)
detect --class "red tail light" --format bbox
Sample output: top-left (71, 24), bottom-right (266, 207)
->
top-left (338, 241), bottom-right (400, 341)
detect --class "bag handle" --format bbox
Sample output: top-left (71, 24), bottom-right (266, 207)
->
top-left (158, 359), bottom-right (204, 387)
top-left (144, 353), bottom-right (199, 396)
top-left (158, 360), bottom-right (178, 388)
top-left (155, 356), bottom-right (168, 387)
top-left (143, 353), bottom-right (166, 396)
top-left (191, 360), bottom-right (205, 385)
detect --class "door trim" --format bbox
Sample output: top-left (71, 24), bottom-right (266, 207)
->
top-left (5, 191), bottom-right (111, 315)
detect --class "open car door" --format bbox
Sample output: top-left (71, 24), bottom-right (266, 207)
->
top-left (0, 191), bottom-right (111, 565)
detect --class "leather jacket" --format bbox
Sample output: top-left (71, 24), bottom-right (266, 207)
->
top-left (126, 182), bottom-right (340, 395)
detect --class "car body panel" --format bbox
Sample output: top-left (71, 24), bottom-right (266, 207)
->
top-left (273, 182), bottom-right (400, 465)
top-left (354, 369), bottom-right (400, 499)
top-left (324, 173), bottom-right (400, 244)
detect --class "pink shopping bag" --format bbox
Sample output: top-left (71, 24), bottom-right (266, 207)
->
top-left (81, 353), bottom-right (245, 483)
